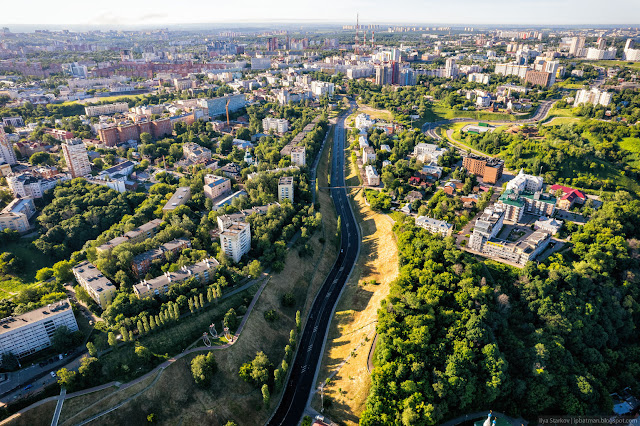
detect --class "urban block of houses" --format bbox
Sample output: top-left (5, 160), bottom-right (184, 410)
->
top-left (163, 187), bottom-right (191, 213)
top-left (132, 238), bottom-right (192, 277)
top-left (219, 163), bottom-right (242, 180)
top-left (7, 171), bottom-right (71, 199)
top-left (0, 299), bottom-right (78, 360)
top-left (133, 257), bottom-right (220, 298)
top-left (96, 218), bottom-right (163, 253)
top-left (72, 261), bottom-right (117, 307)
top-left (0, 197), bottom-right (36, 233)
top-left (415, 216), bottom-right (454, 237)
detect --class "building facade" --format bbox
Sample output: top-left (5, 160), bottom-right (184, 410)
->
top-left (0, 197), bottom-right (35, 233)
top-left (220, 222), bottom-right (251, 263)
top-left (278, 176), bottom-right (294, 203)
top-left (62, 138), bottom-right (92, 178)
top-left (415, 216), bottom-right (453, 237)
top-left (133, 258), bottom-right (220, 298)
top-left (72, 261), bottom-right (117, 308)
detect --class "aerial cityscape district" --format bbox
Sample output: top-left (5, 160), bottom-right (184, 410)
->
top-left (0, 3), bottom-right (639, 426)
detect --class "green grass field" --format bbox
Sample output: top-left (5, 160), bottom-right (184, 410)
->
top-left (620, 137), bottom-right (640, 153)
top-left (0, 239), bottom-right (53, 282)
top-left (421, 102), bottom-right (527, 124)
top-left (543, 117), bottom-right (582, 126)
top-left (59, 93), bottom-right (148, 106)
top-left (584, 60), bottom-right (640, 71)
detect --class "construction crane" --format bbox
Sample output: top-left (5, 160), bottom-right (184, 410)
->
top-left (225, 98), bottom-right (231, 127)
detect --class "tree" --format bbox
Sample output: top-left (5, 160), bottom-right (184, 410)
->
top-left (223, 308), bottom-right (238, 331)
top-left (135, 345), bottom-right (153, 364)
top-left (35, 267), bottom-right (55, 282)
top-left (262, 383), bottom-right (270, 407)
top-left (78, 356), bottom-right (101, 386)
top-left (140, 132), bottom-right (152, 145)
top-left (296, 311), bottom-right (301, 332)
top-left (250, 351), bottom-right (271, 385)
top-left (51, 326), bottom-right (74, 353)
top-left (56, 368), bottom-right (77, 390)
top-left (52, 260), bottom-right (73, 283)
top-left (0, 352), bottom-right (19, 371)
top-left (86, 342), bottom-right (97, 357)
top-left (190, 352), bottom-right (218, 386)
top-left (29, 151), bottom-right (53, 166)
top-left (108, 332), bottom-right (117, 348)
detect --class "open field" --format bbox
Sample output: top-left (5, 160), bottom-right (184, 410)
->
top-left (6, 127), bottom-right (342, 426)
top-left (4, 400), bottom-right (58, 426)
top-left (57, 386), bottom-right (119, 425)
top-left (620, 137), bottom-right (640, 153)
top-left (355, 105), bottom-right (393, 122)
top-left (59, 93), bottom-right (148, 106)
top-left (0, 239), bottom-right (53, 283)
top-left (421, 102), bottom-right (527, 124)
top-left (543, 116), bottom-right (582, 126)
top-left (310, 128), bottom-right (399, 425)
top-left (580, 60), bottom-right (640, 71)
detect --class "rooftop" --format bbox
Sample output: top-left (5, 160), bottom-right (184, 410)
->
top-left (0, 299), bottom-right (73, 335)
top-left (73, 261), bottom-right (115, 293)
top-left (279, 176), bottom-right (294, 185)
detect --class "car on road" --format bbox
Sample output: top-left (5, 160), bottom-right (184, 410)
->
top-left (50, 371), bottom-right (57, 378)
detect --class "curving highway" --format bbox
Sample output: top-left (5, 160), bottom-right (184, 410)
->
top-left (267, 103), bottom-right (360, 425)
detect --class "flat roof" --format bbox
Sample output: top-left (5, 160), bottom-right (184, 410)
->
top-left (0, 299), bottom-right (73, 335)
top-left (73, 261), bottom-right (115, 293)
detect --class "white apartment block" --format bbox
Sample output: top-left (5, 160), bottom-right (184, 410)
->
top-left (0, 127), bottom-right (17, 165)
top-left (310, 81), bottom-right (335, 98)
top-left (7, 172), bottom-right (71, 199)
top-left (355, 113), bottom-right (375, 130)
top-left (84, 102), bottom-right (129, 117)
top-left (72, 261), bottom-right (117, 308)
top-left (220, 222), bottom-right (251, 263)
top-left (262, 117), bottom-right (289, 133)
top-left (290, 146), bottom-right (306, 166)
top-left (494, 63), bottom-right (529, 79)
top-left (365, 165), bottom-right (380, 186)
top-left (468, 73), bottom-right (490, 84)
top-left (414, 143), bottom-right (447, 165)
top-left (0, 299), bottom-right (78, 359)
top-left (278, 176), bottom-right (294, 203)
top-left (415, 216), bottom-right (453, 237)
top-left (469, 207), bottom-right (505, 251)
top-left (62, 138), bottom-right (92, 178)
top-left (506, 169), bottom-right (544, 193)
top-left (0, 197), bottom-right (36, 233)
top-left (362, 146), bottom-right (376, 163)
top-left (624, 49), bottom-right (640, 62)
top-left (574, 88), bottom-right (613, 107)
top-left (585, 48), bottom-right (617, 60)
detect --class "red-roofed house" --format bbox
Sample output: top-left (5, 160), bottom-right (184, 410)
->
top-left (550, 184), bottom-right (586, 209)
top-left (409, 176), bottom-right (422, 185)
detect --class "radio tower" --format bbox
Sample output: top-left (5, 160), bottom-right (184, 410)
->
top-left (354, 13), bottom-right (359, 55)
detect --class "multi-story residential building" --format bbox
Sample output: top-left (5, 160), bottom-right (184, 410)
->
top-left (0, 197), bottom-right (36, 233)
top-left (216, 204), bottom-right (278, 231)
top-left (365, 165), bottom-right (380, 186)
top-left (362, 146), bottom-right (376, 163)
top-left (84, 102), bottom-right (129, 117)
top-left (290, 146), bottom-right (306, 166)
top-left (310, 81), bottom-right (335, 97)
top-left (196, 94), bottom-right (247, 119)
top-left (62, 138), bottom-right (92, 178)
top-left (96, 218), bottom-right (163, 253)
top-left (469, 207), bottom-right (505, 251)
top-left (497, 189), bottom-right (556, 222)
top-left (204, 174), bottom-right (232, 201)
top-left (97, 118), bottom-right (172, 147)
top-left (132, 238), bottom-right (191, 277)
top-left (494, 63), bottom-right (529, 79)
top-left (0, 127), bottom-right (16, 165)
top-left (462, 155), bottom-right (504, 184)
top-left (414, 143), bottom-right (447, 165)
top-left (72, 261), bottom-right (117, 308)
top-left (220, 222), bottom-right (251, 263)
top-left (133, 258), bottom-right (220, 298)
top-left (415, 216), bottom-right (454, 237)
top-left (468, 73), bottom-right (490, 84)
top-left (182, 142), bottom-right (212, 163)
top-left (524, 70), bottom-right (551, 87)
top-left (506, 169), bottom-right (544, 193)
top-left (262, 117), bottom-right (289, 134)
top-left (355, 113), bottom-right (375, 130)
top-left (574, 88), bottom-right (612, 107)
top-left (163, 187), bottom-right (191, 213)
top-left (534, 216), bottom-right (563, 234)
top-left (585, 47), bottom-right (617, 60)
top-left (7, 172), bottom-right (71, 199)
top-left (0, 299), bottom-right (78, 360)
top-left (481, 230), bottom-right (552, 266)
top-left (569, 36), bottom-right (586, 56)
top-left (278, 176), bottom-right (294, 203)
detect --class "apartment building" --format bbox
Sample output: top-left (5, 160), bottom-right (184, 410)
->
top-left (262, 117), bottom-right (289, 133)
top-left (365, 165), bottom-right (380, 186)
top-left (362, 146), bottom-right (376, 163)
top-left (482, 230), bottom-right (552, 265)
top-left (196, 94), bottom-right (247, 119)
top-left (574, 88), bottom-right (612, 107)
top-left (290, 146), bottom-right (306, 166)
top-left (72, 261), bottom-right (117, 308)
top-left (96, 218), bottom-right (163, 253)
top-left (204, 175), bottom-right (232, 201)
top-left (462, 155), bottom-right (504, 184)
top-left (414, 143), bottom-right (447, 165)
top-left (415, 216), bottom-right (453, 237)
top-left (0, 197), bottom-right (36, 233)
top-left (506, 169), bottom-right (543, 193)
top-left (216, 204), bottom-right (277, 231)
top-left (220, 222), bottom-right (251, 263)
top-left (133, 258), bottom-right (220, 299)
top-left (85, 102), bottom-right (129, 117)
top-left (498, 189), bottom-right (556, 221)
top-left (132, 238), bottom-right (191, 277)
top-left (62, 138), bottom-right (92, 178)
top-left (163, 187), bottom-right (191, 213)
top-left (0, 299), bottom-right (78, 359)
top-left (7, 172), bottom-right (71, 199)
top-left (278, 176), bottom-right (294, 203)
top-left (469, 207), bottom-right (505, 251)
top-left (0, 127), bottom-right (17, 165)
top-left (97, 118), bottom-right (172, 147)
top-left (182, 142), bottom-right (212, 163)
top-left (355, 113), bottom-right (374, 130)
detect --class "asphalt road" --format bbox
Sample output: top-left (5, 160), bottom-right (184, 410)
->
top-left (267, 104), bottom-right (360, 426)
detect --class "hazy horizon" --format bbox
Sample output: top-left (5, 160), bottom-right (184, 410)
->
top-left (2, 0), bottom-right (640, 30)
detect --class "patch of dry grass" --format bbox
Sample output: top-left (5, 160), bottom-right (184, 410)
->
top-left (3, 401), bottom-right (57, 426)
top-left (310, 140), bottom-right (399, 425)
top-left (58, 385), bottom-right (118, 425)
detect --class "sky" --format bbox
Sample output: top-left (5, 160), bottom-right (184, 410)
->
top-left (1, 0), bottom-right (640, 28)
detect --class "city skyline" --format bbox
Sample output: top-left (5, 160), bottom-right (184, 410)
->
top-left (2, 0), bottom-right (640, 28)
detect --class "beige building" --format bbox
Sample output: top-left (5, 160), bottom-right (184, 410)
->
top-left (84, 102), bottom-right (129, 117)
top-left (365, 165), bottom-right (380, 186)
top-left (290, 146), bottom-right (306, 166)
top-left (278, 176), bottom-right (294, 203)
top-left (133, 258), bottom-right (220, 299)
top-left (0, 127), bottom-right (16, 165)
top-left (204, 174), bottom-right (232, 201)
top-left (96, 218), bottom-right (163, 253)
top-left (62, 138), bottom-right (92, 178)
top-left (0, 197), bottom-right (36, 233)
top-left (72, 261), bottom-right (117, 308)
top-left (415, 216), bottom-right (453, 237)
top-left (163, 187), bottom-right (192, 213)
